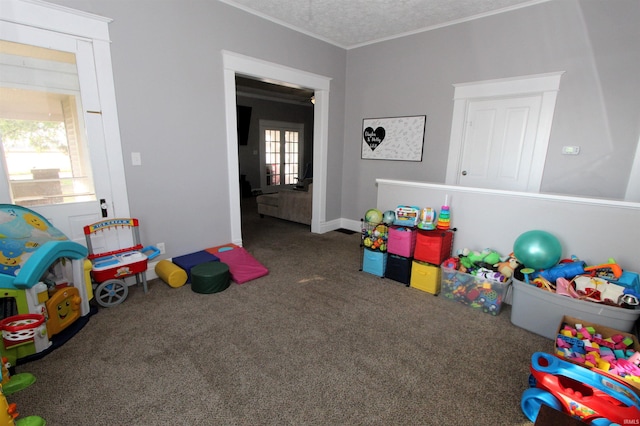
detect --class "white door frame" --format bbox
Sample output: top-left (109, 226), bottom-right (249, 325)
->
top-left (446, 72), bottom-right (564, 192)
top-left (222, 50), bottom-right (331, 245)
top-left (0, 0), bottom-right (130, 221)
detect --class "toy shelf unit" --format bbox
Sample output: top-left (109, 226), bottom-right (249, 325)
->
top-left (84, 218), bottom-right (159, 308)
top-left (0, 204), bottom-right (92, 366)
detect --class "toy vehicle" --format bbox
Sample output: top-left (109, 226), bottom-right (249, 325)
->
top-left (522, 352), bottom-right (640, 425)
top-left (84, 218), bottom-right (159, 307)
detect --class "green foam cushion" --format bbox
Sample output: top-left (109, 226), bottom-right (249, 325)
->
top-left (190, 261), bottom-right (230, 294)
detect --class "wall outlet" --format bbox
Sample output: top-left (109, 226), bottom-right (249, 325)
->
top-left (157, 242), bottom-right (165, 254)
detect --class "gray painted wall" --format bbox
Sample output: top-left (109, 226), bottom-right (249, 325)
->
top-left (49, 0), bottom-right (346, 259)
top-left (343, 0), bottom-right (640, 220)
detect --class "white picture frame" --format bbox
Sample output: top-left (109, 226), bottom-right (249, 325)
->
top-left (361, 115), bottom-right (426, 161)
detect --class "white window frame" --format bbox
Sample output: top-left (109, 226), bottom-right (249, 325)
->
top-left (0, 0), bottom-right (130, 220)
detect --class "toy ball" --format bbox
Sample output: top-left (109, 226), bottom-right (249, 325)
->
top-left (382, 210), bottom-right (395, 225)
top-left (364, 208), bottom-right (383, 224)
top-left (513, 230), bottom-right (562, 270)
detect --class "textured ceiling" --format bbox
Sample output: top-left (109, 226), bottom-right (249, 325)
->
top-left (219, 0), bottom-right (548, 48)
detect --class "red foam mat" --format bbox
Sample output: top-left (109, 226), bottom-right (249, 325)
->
top-left (205, 245), bottom-right (268, 284)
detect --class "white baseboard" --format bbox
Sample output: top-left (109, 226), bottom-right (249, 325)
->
top-left (339, 218), bottom-right (361, 233)
top-left (316, 217), bottom-right (362, 234)
top-left (147, 259), bottom-right (170, 280)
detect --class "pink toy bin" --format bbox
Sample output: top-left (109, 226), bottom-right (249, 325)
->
top-left (387, 226), bottom-right (417, 258)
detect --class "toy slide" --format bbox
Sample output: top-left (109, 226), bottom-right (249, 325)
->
top-left (206, 245), bottom-right (268, 284)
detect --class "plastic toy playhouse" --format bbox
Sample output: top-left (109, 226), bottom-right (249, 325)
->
top-left (0, 204), bottom-right (93, 366)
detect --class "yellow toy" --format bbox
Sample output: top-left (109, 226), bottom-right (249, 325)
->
top-left (0, 349), bottom-right (44, 426)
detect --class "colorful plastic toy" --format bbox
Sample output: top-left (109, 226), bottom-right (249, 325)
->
top-left (522, 352), bottom-right (640, 424)
top-left (393, 205), bottom-right (420, 227)
top-left (0, 384), bottom-right (45, 426)
top-left (0, 204), bottom-right (92, 366)
top-left (417, 207), bottom-right (436, 230)
top-left (84, 218), bottom-right (159, 307)
top-left (436, 206), bottom-right (450, 230)
top-left (0, 349), bottom-right (43, 426)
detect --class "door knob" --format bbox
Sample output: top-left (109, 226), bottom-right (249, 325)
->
top-left (100, 199), bottom-right (108, 217)
top-left (462, 170), bottom-right (467, 176)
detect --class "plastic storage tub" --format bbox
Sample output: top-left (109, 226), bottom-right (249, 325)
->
top-left (440, 265), bottom-right (511, 315)
top-left (511, 279), bottom-right (640, 339)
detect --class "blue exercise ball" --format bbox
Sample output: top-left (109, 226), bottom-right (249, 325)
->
top-left (513, 230), bottom-right (562, 270)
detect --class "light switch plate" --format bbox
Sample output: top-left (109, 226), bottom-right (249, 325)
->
top-left (131, 152), bottom-right (142, 165)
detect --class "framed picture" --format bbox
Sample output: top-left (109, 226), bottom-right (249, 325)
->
top-left (361, 115), bottom-right (426, 161)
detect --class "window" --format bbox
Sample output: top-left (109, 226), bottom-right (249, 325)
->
top-left (0, 41), bottom-right (96, 207)
top-left (260, 120), bottom-right (304, 190)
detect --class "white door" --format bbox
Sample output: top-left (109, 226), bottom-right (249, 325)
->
top-left (0, 20), bottom-right (125, 244)
top-left (457, 96), bottom-right (542, 191)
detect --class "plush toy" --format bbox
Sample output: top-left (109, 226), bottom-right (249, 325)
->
top-left (494, 254), bottom-right (520, 278)
top-left (457, 248), bottom-right (502, 274)
top-left (466, 248), bottom-right (501, 267)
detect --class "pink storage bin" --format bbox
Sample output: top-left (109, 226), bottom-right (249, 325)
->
top-left (387, 226), bottom-right (417, 258)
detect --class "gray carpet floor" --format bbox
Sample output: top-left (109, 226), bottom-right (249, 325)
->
top-left (8, 197), bottom-right (552, 425)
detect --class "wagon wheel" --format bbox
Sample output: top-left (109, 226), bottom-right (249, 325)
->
top-left (95, 279), bottom-right (128, 307)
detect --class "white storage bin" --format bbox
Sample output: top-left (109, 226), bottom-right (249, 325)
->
top-left (510, 279), bottom-right (640, 339)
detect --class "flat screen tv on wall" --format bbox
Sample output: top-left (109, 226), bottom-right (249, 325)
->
top-left (237, 105), bottom-right (252, 146)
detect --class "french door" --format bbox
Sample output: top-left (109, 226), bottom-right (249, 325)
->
top-left (0, 3), bottom-right (128, 243)
top-left (259, 120), bottom-right (304, 192)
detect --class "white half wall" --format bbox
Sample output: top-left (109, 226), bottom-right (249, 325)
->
top-left (376, 179), bottom-right (640, 273)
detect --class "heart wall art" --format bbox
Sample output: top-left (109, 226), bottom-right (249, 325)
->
top-left (361, 115), bottom-right (426, 161)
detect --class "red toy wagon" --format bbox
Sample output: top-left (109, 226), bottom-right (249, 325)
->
top-left (84, 218), bottom-right (159, 307)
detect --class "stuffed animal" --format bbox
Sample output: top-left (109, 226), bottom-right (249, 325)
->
top-left (494, 254), bottom-right (520, 279)
top-left (457, 248), bottom-right (502, 274)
